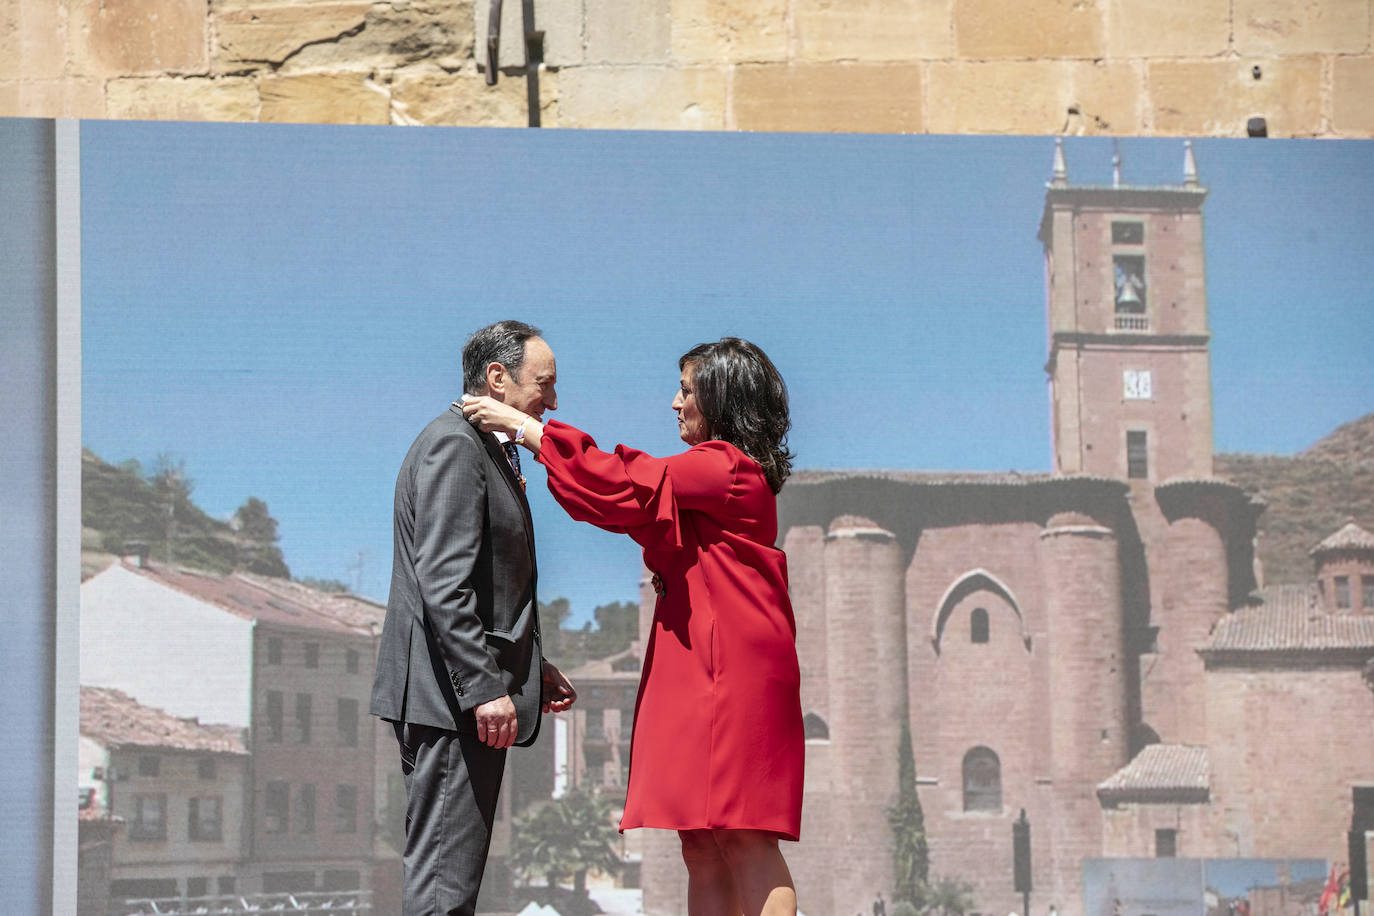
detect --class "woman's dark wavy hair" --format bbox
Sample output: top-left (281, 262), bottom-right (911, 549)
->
top-left (679, 337), bottom-right (794, 494)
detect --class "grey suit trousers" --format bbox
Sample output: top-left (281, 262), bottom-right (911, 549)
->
top-left (393, 721), bottom-right (507, 916)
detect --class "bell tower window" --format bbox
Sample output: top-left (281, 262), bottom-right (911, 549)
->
top-left (1127, 430), bottom-right (1149, 479)
top-left (1112, 220), bottom-right (1147, 331)
top-left (1114, 256), bottom-right (1147, 312)
top-left (1112, 221), bottom-right (1144, 244)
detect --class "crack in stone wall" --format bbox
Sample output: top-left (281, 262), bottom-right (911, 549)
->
top-left (252, 20), bottom-right (372, 70)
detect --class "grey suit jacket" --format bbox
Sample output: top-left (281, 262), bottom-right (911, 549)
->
top-left (370, 405), bottom-right (543, 746)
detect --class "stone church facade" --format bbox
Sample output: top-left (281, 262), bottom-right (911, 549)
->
top-left (631, 141), bottom-right (1374, 915)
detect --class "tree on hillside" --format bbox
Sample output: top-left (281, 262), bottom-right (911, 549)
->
top-left (591, 600), bottom-right (638, 656)
top-left (148, 453), bottom-right (203, 566)
top-left (150, 453), bottom-right (194, 507)
top-left (233, 497), bottom-right (278, 543)
top-left (232, 496), bottom-right (290, 577)
top-left (82, 448), bottom-right (289, 576)
top-left (540, 597), bottom-right (572, 658)
top-left (510, 788), bottom-right (621, 895)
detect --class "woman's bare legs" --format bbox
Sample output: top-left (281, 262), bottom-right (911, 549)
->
top-left (681, 830), bottom-right (742, 916)
top-left (680, 829), bottom-right (797, 916)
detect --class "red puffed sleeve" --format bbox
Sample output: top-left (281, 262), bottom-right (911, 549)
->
top-left (535, 420), bottom-right (740, 551)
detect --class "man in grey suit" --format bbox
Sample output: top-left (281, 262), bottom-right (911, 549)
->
top-left (370, 320), bottom-right (576, 916)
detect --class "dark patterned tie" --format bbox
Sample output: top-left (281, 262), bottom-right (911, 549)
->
top-left (502, 441), bottom-right (523, 484)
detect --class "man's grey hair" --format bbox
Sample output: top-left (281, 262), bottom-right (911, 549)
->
top-left (462, 320), bottom-right (543, 395)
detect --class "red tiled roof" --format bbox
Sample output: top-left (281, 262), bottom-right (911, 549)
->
top-left (567, 645), bottom-right (643, 681)
top-left (1311, 521), bottom-right (1374, 556)
top-left (80, 685), bottom-right (247, 753)
top-left (118, 559), bottom-right (383, 636)
top-left (235, 571), bottom-right (386, 631)
top-left (1203, 585), bottom-right (1374, 656)
top-left (1097, 744), bottom-right (1209, 804)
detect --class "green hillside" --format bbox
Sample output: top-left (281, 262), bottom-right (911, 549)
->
top-left (82, 448), bottom-right (290, 579)
top-left (1216, 412), bottom-right (1374, 586)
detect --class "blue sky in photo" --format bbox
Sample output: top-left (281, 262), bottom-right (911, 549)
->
top-left (79, 123), bottom-right (1374, 624)
top-left (1203, 858), bottom-right (1329, 896)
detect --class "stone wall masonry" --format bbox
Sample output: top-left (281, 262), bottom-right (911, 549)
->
top-left (1205, 666), bottom-right (1374, 862)
top-left (1100, 802), bottom-right (1216, 857)
top-left (70, 0), bottom-right (207, 79)
top-left (259, 70), bottom-right (391, 123)
top-left (781, 525), bottom-right (829, 723)
top-left (732, 62), bottom-right (923, 133)
top-left (1, 0), bottom-right (66, 81)
top-left (820, 519), bottom-right (906, 910)
top-left (213, 4), bottom-right (373, 71)
top-left (1149, 56), bottom-right (1327, 136)
top-left (1153, 515), bottom-right (1230, 745)
top-left (792, 0), bottom-right (955, 62)
top-left (2, 0), bottom-right (1371, 135)
top-left (0, 78), bottom-right (106, 118)
top-left (1234, 0), bottom-right (1371, 56)
top-left (1335, 56), bottom-right (1374, 132)
top-left (107, 74), bottom-right (261, 120)
top-left (673, 0), bottom-right (787, 63)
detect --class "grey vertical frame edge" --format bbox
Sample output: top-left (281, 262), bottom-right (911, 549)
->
top-left (53, 117), bottom-right (82, 916)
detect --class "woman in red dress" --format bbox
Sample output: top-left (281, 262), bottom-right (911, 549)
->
top-left (462, 337), bottom-right (804, 916)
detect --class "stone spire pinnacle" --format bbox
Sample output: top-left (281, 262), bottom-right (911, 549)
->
top-left (1051, 137), bottom-right (1068, 187)
top-left (1112, 139), bottom-right (1121, 188)
top-left (1183, 139), bottom-right (1199, 187)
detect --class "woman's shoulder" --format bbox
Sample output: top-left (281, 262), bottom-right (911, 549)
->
top-left (689, 438), bottom-right (753, 464)
top-left (686, 439), bottom-right (769, 488)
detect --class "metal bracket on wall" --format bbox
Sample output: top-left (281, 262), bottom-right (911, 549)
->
top-left (485, 0), bottom-right (546, 127)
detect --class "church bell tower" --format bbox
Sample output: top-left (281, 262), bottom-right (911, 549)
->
top-left (1040, 139), bottom-right (1215, 483)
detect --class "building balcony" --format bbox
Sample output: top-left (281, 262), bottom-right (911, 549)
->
top-left (1114, 314), bottom-right (1150, 331)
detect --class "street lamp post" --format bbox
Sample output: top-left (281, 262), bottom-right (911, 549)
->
top-left (1013, 808), bottom-right (1032, 916)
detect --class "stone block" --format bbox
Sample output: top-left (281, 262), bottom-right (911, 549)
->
top-left (557, 65), bottom-right (726, 129)
top-left (0, 78), bottom-right (106, 118)
top-left (106, 76), bottom-right (260, 121)
top-left (1234, 0), bottom-right (1370, 56)
top-left (954, 0), bottom-right (1105, 59)
top-left (388, 62), bottom-right (557, 126)
top-left (473, 0), bottom-right (584, 72)
top-left (281, 1), bottom-right (474, 73)
top-left (925, 60), bottom-right (1067, 134)
top-left (1332, 55), bottom-right (1374, 135)
top-left (215, 4), bottom-right (371, 69)
top-left (0, 0), bottom-right (67, 81)
top-left (794, 0), bottom-right (955, 61)
top-left (1106, 0), bottom-right (1231, 58)
top-left (259, 71), bottom-right (391, 123)
top-left (71, 0), bottom-right (207, 78)
top-left (1064, 60), bottom-right (1144, 134)
top-left (732, 63), bottom-right (922, 133)
top-left (1148, 57), bottom-right (1324, 136)
top-left (586, 0), bottom-right (670, 63)
top-left (670, 0), bottom-right (787, 63)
